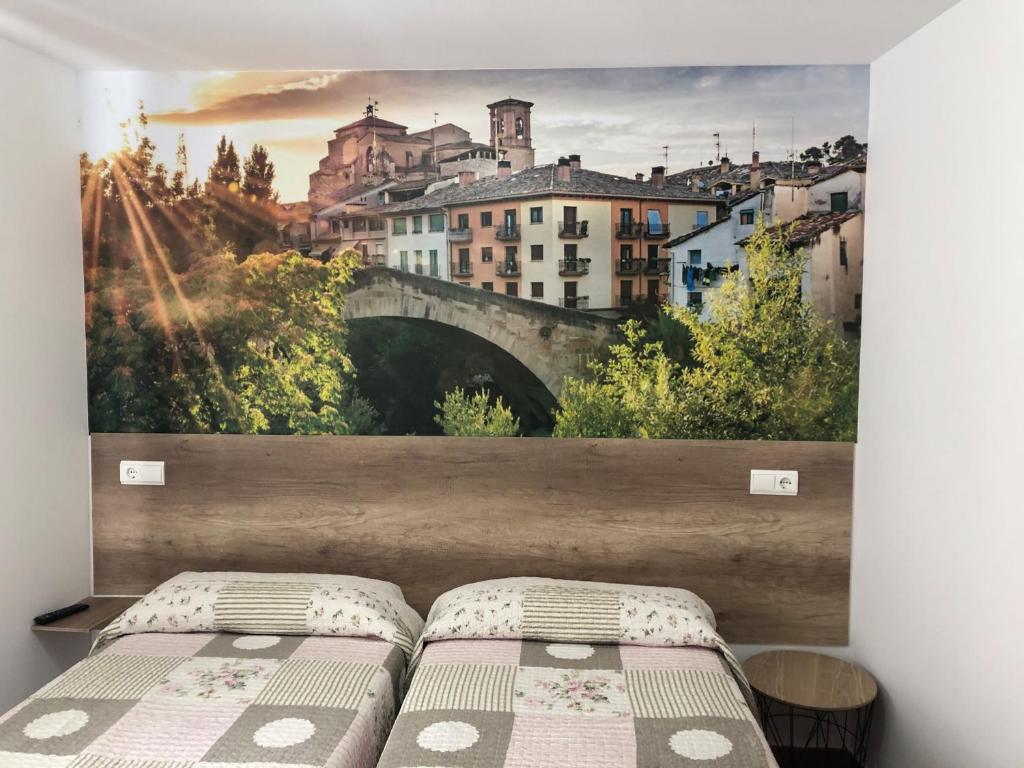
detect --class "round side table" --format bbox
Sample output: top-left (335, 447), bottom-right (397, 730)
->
top-left (743, 650), bottom-right (878, 768)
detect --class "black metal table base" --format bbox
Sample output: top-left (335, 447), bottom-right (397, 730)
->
top-left (754, 692), bottom-right (875, 768)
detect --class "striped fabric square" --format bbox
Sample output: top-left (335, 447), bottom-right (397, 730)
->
top-left (401, 663), bottom-right (516, 712)
top-left (39, 655), bottom-right (185, 700)
top-left (625, 668), bottom-right (748, 719)
top-left (212, 581), bottom-right (313, 633)
top-left (69, 756), bottom-right (194, 768)
top-left (254, 659), bottom-right (379, 708)
top-left (618, 644), bottom-right (728, 672)
top-left (521, 586), bottom-right (621, 642)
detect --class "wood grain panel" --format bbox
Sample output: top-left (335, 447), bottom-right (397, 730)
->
top-left (91, 434), bottom-right (853, 645)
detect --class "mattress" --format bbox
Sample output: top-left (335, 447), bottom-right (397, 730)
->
top-left (378, 577), bottom-right (778, 768)
top-left (0, 571), bottom-right (424, 768)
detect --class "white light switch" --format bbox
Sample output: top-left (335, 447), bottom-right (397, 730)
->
top-left (750, 469), bottom-right (799, 496)
top-left (120, 460), bottom-right (165, 486)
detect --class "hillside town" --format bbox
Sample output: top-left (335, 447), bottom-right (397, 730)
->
top-left (278, 97), bottom-right (866, 339)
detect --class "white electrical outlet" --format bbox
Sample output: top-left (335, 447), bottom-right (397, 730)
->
top-left (120, 460), bottom-right (165, 486)
top-left (749, 469), bottom-right (798, 496)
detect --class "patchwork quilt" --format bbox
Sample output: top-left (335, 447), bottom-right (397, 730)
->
top-left (0, 571), bottom-right (425, 768)
top-left (379, 577), bottom-right (778, 768)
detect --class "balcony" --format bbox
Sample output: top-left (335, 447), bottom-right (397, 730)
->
top-left (616, 222), bottom-right (642, 239)
top-left (644, 223), bottom-right (671, 240)
top-left (447, 228), bottom-right (473, 243)
top-left (643, 258), bottom-right (669, 275)
top-left (615, 260), bottom-right (640, 276)
top-left (558, 296), bottom-right (590, 311)
top-left (559, 220), bottom-right (590, 239)
top-left (494, 224), bottom-right (521, 241)
top-left (558, 259), bottom-right (590, 276)
top-left (451, 261), bottom-right (473, 277)
top-left (495, 260), bottom-right (521, 277)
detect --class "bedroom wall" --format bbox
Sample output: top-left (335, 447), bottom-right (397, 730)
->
top-left (0, 37), bottom-right (92, 709)
top-left (851, 0), bottom-right (1024, 765)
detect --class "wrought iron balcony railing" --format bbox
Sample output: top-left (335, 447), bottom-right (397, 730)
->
top-left (447, 228), bottom-right (473, 242)
top-left (494, 224), bottom-right (521, 241)
top-left (644, 223), bottom-right (671, 239)
top-left (615, 260), bottom-right (640, 275)
top-left (558, 296), bottom-right (590, 311)
top-left (558, 220), bottom-right (590, 238)
top-left (615, 222), bottom-right (642, 239)
top-left (451, 261), bottom-right (473, 277)
top-left (495, 260), bottom-right (521, 276)
top-left (558, 259), bottom-right (590, 276)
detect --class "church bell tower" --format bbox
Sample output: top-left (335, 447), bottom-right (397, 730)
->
top-left (487, 98), bottom-right (535, 172)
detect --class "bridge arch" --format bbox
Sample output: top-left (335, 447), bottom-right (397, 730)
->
top-left (345, 268), bottom-right (622, 398)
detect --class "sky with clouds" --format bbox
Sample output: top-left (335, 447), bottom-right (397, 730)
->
top-left (80, 67), bottom-right (869, 202)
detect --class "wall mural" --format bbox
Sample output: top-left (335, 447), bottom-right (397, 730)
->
top-left (80, 67), bottom-right (868, 439)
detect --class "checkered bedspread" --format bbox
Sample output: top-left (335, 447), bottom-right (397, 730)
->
top-left (379, 577), bottom-right (778, 768)
top-left (0, 571), bottom-right (424, 768)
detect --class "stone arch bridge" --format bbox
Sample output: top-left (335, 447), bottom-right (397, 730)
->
top-left (345, 268), bottom-right (622, 398)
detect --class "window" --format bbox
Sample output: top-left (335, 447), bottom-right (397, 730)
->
top-left (399, 250), bottom-right (409, 271)
top-left (480, 211), bottom-right (493, 227)
top-left (621, 280), bottom-right (633, 301)
top-left (429, 249), bottom-right (439, 277)
top-left (620, 244), bottom-right (633, 261)
top-left (647, 244), bottom-right (660, 262)
top-left (330, 219), bottom-right (341, 234)
top-left (646, 209), bottom-right (663, 235)
top-left (457, 213), bottom-right (470, 230)
top-left (368, 217), bottom-right (385, 232)
top-left (392, 218), bottom-right (407, 235)
top-left (739, 209), bottom-right (755, 225)
top-left (458, 248), bottom-right (470, 273)
top-left (839, 239), bottom-right (849, 270)
top-left (515, 117), bottom-right (524, 138)
top-left (505, 246), bottom-right (518, 264)
top-left (531, 244), bottom-right (544, 261)
top-left (505, 283), bottom-right (518, 297)
top-left (412, 215), bottom-right (423, 233)
top-left (531, 282), bottom-right (544, 299)
top-left (831, 192), bottom-right (850, 213)
top-left (414, 250), bottom-right (424, 274)
top-left (481, 247), bottom-right (493, 263)
top-left (504, 209), bottom-right (517, 227)
top-left (695, 210), bottom-right (709, 228)
top-left (482, 282), bottom-right (494, 292)
top-left (530, 206), bottom-right (543, 224)
top-left (428, 213), bottom-right (445, 232)
top-left (619, 208), bottom-right (633, 225)
top-left (854, 293), bottom-right (862, 310)
top-left (353, 218), bottom-right (367, 232)
top-left (688, 291), bottom-right (703, 307)
top-left (564, 243), bottom-right (578, 260)
top-left (688, 249), bottom-right (702, 265)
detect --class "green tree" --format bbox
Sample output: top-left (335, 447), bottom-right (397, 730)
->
top-left (553, 320), bottom-right (688, 439)
top-left (242, 144), bottom-right (277, 202)
top-left (829, 134), bottom-right (868, 164)
top-left (170, 133), bottom-right (188, 200)
top-left (670, 222), bottom-right (859, 440)
top-left (434, 387), bottom-right (519, 437)
top-left (799, 145), bottom-right (826, 163)
top-left (209, 135), bottom-right (241, 187)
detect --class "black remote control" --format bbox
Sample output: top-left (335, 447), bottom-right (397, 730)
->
top-left (34, 603), bottom-right (89, 625)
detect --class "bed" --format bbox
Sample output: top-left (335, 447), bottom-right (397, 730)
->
top-left (0, 571), bottom-right (424, 768)
top-left (377, 577), bottom-right (778, 768)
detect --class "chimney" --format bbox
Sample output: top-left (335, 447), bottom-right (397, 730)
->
top-left (749, 150), bottom-right (762, 190)
top-left (651, 166), bottom-right (665, 188)
top-left (635, 172), bottom-right (644, 182)
top-left (690, 173), bottom-right (701, 191)
top-left (556, 157), bottom-right (571, 183)
top-left (720, 156), bottom-right (732, 174)
top-left (458, 170), bottom-right (477, 187)
top-left (568, 154), bottom-right (581, 171)
top-left (496, 160), bottom-right (512, 180)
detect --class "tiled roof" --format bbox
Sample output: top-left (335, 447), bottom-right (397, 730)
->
top-left (737, 210), bottom-right (861, 246)
top-left (374, 164), bottom-right (721, 215)
top-left (669, 155), bottom-right (867, 193)
top-left (335, 115), bottom-right (408, 133)
top-left (663, 216), bottom-right (731, 248)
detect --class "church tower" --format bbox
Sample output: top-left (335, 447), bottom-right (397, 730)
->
top-left (487, 98), bottom-right (535, 172)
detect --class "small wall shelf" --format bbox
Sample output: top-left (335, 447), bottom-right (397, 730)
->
top-left (32, 596), bottom-right (138, 634)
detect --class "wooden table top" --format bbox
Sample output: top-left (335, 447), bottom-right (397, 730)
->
top-left (32, 596), bottom-right (139, 633)
top-left (743, 650), bottom-right (878, 711)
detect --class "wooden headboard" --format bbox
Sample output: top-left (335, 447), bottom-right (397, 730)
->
top-left (91, 433), bottom-right (853, 645)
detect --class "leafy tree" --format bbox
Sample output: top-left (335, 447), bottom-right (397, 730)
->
top-left (829, 134), bottom-right (868, 164)
top-left (553, 320), bottom-right (688, 439)
top-left (171, 133), bottom-right (188, 200)
top-left (799, 145), bottom-right (825, 163)
top-left (669, 222), bottom-right (859, 441)
top-left (242, 144), bottom-right (277, 202)
top-left (434, 387), bottom-right (519, 437)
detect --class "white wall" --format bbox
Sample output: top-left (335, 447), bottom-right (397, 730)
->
top-left (0, 38), bottom-right (92, 709)
top-left (851, 0), bottom-right (1024, 765)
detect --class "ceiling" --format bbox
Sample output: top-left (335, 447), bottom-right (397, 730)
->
top-left (1, 0), bottom-right (960, 71)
